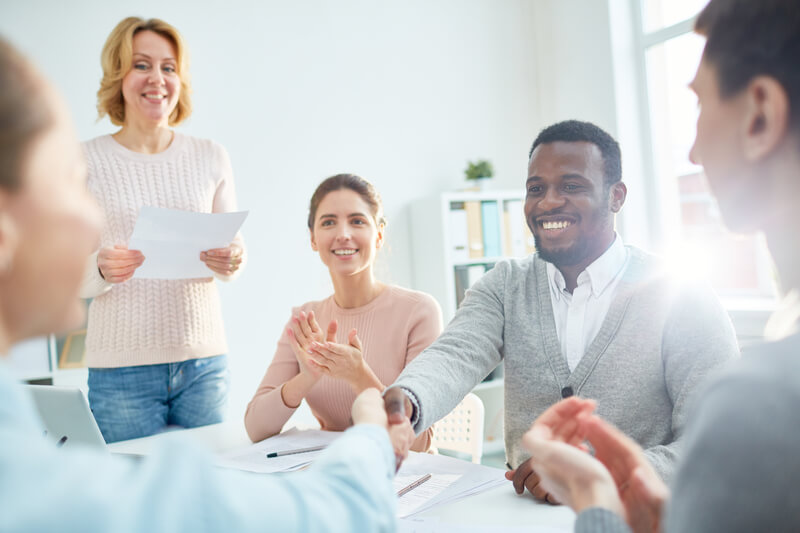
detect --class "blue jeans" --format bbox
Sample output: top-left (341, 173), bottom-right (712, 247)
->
top-left (88, 355), bottom-right (229, 443)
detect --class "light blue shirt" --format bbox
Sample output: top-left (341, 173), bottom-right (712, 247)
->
top-left (0, 362), bottom-right (397, 532)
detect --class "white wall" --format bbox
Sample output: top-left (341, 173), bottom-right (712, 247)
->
top-left (0, 0), bottom-right (542, 422)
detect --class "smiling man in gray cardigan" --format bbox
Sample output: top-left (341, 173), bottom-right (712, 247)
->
top-left (385, 120), bottom-right (739, 502)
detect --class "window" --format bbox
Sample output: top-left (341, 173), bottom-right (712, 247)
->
top-left (634, 0), bottom-right (776, 299)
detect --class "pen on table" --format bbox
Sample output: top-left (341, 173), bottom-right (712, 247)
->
top-left (266, 445), bottom-right (326, 458)
top-left (397, 473), bottom-right (432, 497)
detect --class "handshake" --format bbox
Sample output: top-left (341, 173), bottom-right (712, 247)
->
top-left (350, 387), bottom-right (417, 470)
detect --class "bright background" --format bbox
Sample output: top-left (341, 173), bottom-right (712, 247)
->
top-left (1, 0), bottom-right (774, 424)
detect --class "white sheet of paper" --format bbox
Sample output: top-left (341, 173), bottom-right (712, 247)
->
top-left (216, 427), bottom-right (342, 474)
top-left (128, 206), bottom-right (248, 280)
top-left (396, 452), bottom-right (507, 517)
top-left (395, 474), bottom-right (461, 517)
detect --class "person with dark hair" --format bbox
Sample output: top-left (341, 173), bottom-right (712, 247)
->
top-left (0, 36), bottom-right (412, 532)
top-left (244, 174), bottom-right (441, 452)
top-left (384, 119), bottom-right (739, 502)
top-left (520, 1), bottom-right (800, 531)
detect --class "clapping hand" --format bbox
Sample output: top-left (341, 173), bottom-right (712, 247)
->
top-left (286, 310), bottom-right (336, 380)
top-left (307, 328), bottom-right (373, 388)
top-left (581, 415), bottom-right (669, 533)
top-left (507, 397), bottom-right (596, 504)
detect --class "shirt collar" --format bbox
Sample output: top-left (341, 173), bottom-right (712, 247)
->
top-left (546, 234), bottom-right (628, 300)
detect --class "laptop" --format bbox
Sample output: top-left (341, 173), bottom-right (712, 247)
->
top-left (25, 385), bottom-right (107, 450)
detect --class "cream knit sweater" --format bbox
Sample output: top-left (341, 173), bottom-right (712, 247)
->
top-left (79, 133), bottom-right (245, 368)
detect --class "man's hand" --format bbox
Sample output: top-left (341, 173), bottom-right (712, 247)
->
top-left (506, 396), bottom-right (597, 503)
top-left (352, 388), bottom-right (415, 471)
top-left (382, 387), bottom-right (415, 470)
top-left (505, 458), bottom-right (557, 503)
top-left (383, 386), bottom-right (412, 425)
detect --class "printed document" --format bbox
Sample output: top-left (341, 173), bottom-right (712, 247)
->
top-left (129, 206), bottom-right (248, 279)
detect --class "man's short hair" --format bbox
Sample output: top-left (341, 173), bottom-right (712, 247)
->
top-left (529, 120), bottom-right (622, 186)
top-left (695, 0), bottom-right (800, 132)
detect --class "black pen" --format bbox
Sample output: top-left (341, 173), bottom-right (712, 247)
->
top-left (266, 445), bottom-right (326, 458)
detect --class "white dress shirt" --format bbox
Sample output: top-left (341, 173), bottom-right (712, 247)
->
top-left (546, 234), bottom-right (630, 371)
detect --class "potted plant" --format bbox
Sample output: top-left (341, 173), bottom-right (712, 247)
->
top-left (464, 159), bottom-right (494, 190)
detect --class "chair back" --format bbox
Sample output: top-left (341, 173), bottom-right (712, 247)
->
top-left (430, 392), bottom-right (484, 463)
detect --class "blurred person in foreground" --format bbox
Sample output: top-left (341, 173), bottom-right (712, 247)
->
top-left (0, 36), bottom-right (411, 532)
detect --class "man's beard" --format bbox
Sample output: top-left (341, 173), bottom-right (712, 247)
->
top-left (534, 233), bottom-right (591, 267)
top-left (531, 207), bottom-right (611, 268)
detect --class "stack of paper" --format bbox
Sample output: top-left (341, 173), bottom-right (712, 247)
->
top-left (394, 474), bottom-right (461, 517)
top-left (216, 427), bottom-right (341, 474)
top-left (396, 451), bottom-right (506, 517)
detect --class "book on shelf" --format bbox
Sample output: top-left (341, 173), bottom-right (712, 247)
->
top-left (464, 201), bottom-right (484, 258)
top-left (448, 203), bottom-right (469, 262)
top-left (480, 201), bottom-right (502, 258)
top-left (503, 200), bottom-right (527, 257)
top-left (453, 264), bottom-right (494, 308)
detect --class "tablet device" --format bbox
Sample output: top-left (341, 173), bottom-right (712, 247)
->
top-left (25, 385), bottom-right (106, 450)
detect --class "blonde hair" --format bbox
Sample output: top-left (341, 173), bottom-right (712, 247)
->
top-left (96, 17), bottom-right (192, 126)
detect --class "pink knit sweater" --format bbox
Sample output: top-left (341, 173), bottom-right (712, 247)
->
top-left (245, 285), bottom-right (442, 450)
top-left (79, 133), bottom-right (245, 368)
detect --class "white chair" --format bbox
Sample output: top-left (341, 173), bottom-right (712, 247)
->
top-left (430, 393), bottom-right (485, 464)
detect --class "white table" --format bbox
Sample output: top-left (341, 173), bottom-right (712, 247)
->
top-left (109, 423), bottom-right (575, 531)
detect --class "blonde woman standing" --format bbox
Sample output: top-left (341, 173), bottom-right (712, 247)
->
top-left (80, 18), bottom-right (245, 442)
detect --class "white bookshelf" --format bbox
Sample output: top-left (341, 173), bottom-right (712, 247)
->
top-left (410, 189), bottom-right (535, 457)
top-left (410, 190), bottom-right (534, 322)
top-left (8, 334), bottom-right (88, 389)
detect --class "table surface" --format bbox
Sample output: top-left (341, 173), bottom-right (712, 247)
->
top-left (108, 422), bottom-right (575, 531)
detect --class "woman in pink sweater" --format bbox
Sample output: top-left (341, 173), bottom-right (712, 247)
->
top-left (245, 174), bottom-right (442, 451)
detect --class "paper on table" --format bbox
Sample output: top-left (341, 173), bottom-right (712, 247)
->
top-left (396, 452), bottom-right (506, 517)
top-left (129, 206), bottom-right (248, 279)
top-left (397, 516), bottom-right (568, 533)
top-left (394, 474), bottom-right (461, 517)
top-left (216, 427), bottom-right (342, 474)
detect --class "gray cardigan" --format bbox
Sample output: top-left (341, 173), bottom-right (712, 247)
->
top-left (393, 248), bottom-right (739, 480)
top-left (576, 331), bottom-right (800, 533)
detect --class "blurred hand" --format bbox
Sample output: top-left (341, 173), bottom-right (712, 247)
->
top-left (383, 386), bottom-right (413, 425)
top-left (583, 415), bottom-right (670, 533)
top-left (387, 417), bottom-right (416, 469)
top-left (382, 387), bottom-right (415, 470)
top-left (200, 242), bottom-right (243, 276)
top-left (522, 424), bottom-right (623, 516)
top-left (351, 388), bottom-right (388, 427)
top-left (97, 245), bottom-right (144, 284)
top-left (286, 311), bottom-right (336, 380)
top-left (506, 397), bottom-right (596, 503)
